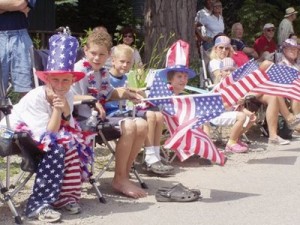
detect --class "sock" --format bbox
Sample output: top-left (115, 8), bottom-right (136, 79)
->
top-left (227, 139), bottom-right (237, 146)
top-left (154, 146), bottom-right (161, 160)
top-left (145, 146), bottom-right (159, 165)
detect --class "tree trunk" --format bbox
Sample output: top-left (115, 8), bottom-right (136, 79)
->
top-left (143, 0), bottom-right (198, 69)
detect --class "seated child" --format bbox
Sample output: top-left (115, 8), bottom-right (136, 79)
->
top-left (72, 30), bottom-right (148, 198)
top-left (210, 57), bottom-right (256, 153)
top-left (105, 43), bottom-right (174, 175)
top-left (160, 65), bottom-right (226, 165)
top-left (0, 32), bottom-right (92, 222)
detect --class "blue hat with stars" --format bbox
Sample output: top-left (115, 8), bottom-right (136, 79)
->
top-left (36, 28), bottom-right (84, 83)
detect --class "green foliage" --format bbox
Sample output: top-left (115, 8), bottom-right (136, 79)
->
top-left (78, 28), bottom-right (93, 47)
top-left (32, 33), bottom-right (42, 49)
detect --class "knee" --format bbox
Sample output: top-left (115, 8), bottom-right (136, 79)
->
top-left (146, 111), bottom-right (156, 123)
top-left (121, 119), bottom-right (136, 135)
top-left (135, 118), bottom-right (148, 137)
top-left (236, 112), bottom-right (246, 122)
top-left (155, 112), bottom-right (164, 124)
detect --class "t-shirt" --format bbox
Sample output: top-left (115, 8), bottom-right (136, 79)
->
top-left (200, 14), bottom-right (224, 38)
top-left (231, 38), bottom-right (246, 51)
top-left (104, 73), bottom-right (127, 115)
top-left (0, 86), bottom-right (74, 141)
top-left (0, 12), bottom-right (28, 30)
top-left (72, 58), bottom-right (114, 118)
top-left (253, 35), bottom-right (277, 56)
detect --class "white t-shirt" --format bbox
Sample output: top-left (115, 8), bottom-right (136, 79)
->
top-left (201, 14), bottom-right (225, 38)
top-left (0, 86), bottom-right (74, 141)
top-left (208, 58), bottom-right (222, 82)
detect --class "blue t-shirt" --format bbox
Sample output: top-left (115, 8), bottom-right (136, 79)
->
top-left (104, 73), bottom-right (127, 115)
top-left (0, 12), bottom-right (28, 30)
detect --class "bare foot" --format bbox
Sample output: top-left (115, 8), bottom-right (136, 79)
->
top-left (112, 178), bottom-right (147, 199)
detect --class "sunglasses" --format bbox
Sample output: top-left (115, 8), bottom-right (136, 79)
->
top-left (218, 46), bottom-right (230, 50)
top-left (123, 34), bottom-right (133, 38)
top-left (266, 29), bottom-right (275, 32)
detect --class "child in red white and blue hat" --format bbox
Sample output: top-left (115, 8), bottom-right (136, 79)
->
top-left (0, 29), bottom-right (92, 222)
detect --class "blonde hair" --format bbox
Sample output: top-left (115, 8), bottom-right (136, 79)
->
top-left (86, 30), bottom-right (112, 51)
top-left (112, 44), bottom-right (134, 59)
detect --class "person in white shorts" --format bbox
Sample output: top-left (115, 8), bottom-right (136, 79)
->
top-left (210, 57), bottom-right (256, 153)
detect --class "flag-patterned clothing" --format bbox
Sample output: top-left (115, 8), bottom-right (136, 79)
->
top-left (22, 123), bottom-right (94, 217)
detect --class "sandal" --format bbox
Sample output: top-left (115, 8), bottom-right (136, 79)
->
top-left (63, 202), bottom-right (81, 215)
top-left (158, 183), bottom-right (201, 196)
top-left (146, 161), bottom-right (174, 175)
top-left (155, 183), bottom-right (200, 202)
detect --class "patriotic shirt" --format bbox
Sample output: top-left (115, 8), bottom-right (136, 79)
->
top-left (72, 59), bottom-right (115, 118)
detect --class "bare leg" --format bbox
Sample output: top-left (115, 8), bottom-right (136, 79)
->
top-left (112, 119), bottom-right (147, 199)
top-left (291, 100), bottom-right (300, 115)
top-left (256, 94), bottom-right (279, 139)
top-left (229, 112), bottom-right (246, 141)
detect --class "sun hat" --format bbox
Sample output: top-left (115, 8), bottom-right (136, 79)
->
top-left (281, 38), bottom-right (300, 49)
top-left (220, 57), bottom-right (237, 71)
top-left (263, 23), bottom-right (275, 30)
top-left (159, 40), bottom-right (196, 79)
top-left (284, 7), bottom-right (298, 18)
top-left (36, 27), bottom-right (84, 83)
top-left (214, 35), bottom-right (231, 47)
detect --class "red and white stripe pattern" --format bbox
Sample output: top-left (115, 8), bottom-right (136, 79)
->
top-left (165, 40), bottom-right (190, 67)
top-left (215, 69), bottom-right (269, 107)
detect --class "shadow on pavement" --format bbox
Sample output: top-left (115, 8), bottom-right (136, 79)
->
top-left (201, 189), bottom-right (260, 203)
top-left (247, 156), bottom-right (298, 165)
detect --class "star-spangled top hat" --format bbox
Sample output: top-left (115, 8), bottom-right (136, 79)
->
top-left (159, 40), bottom-right (196, 79)
top-left (36, 27), bottom-right (84, 83)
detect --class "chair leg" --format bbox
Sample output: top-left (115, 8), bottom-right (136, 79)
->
top-left (131, 163), bottom-right (148, 189)
top-left (0, 180), bottom-right (23, 224)
top-left (89, 177), bottom-right (106, 203)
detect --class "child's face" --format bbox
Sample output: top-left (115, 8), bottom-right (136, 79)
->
top-left (46, 73), bottom-right (74, 95)
top-left (84, 43), bottom-right (110, 71)
top-left (221, 68), bottom-right (234, 78)
top-left (111, 53), bottom-right (133, 76)
top-left (169, 72), bottom-right (188, 94)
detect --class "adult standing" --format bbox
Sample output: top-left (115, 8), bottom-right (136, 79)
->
top-left (0, 0), bottom-right (36, 95)
top-left (194, 0), bottom-right (214, 51)
top-left (278, 7), bottom-right (298, 46)
top-left (253, 23), bottom-right (277, 58)
top-left (196, 0), bottom-right (225, 52)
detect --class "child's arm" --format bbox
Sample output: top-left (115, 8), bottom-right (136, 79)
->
top-left (109, 87), bottom-right (144, 102)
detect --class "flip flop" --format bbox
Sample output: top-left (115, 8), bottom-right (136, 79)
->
top-left (155, 183), bottom-right (200, 202)
top-left (158, 183), bottom-right (201, 196)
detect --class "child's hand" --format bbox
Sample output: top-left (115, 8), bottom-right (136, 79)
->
top-left (95, 102), bottom-right (106, 121)
top-left (128, 91), bottom-right (143, 104)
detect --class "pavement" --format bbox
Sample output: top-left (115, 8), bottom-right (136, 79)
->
top-left (1, 131), bottom-right (300, 225)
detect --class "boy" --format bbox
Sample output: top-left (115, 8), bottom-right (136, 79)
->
top-left (72, 31), bottom-right (148, 198)
top-left (0, 32), bottom-right (91, 222)
top-left (106, 43), bottom-right (174, 175)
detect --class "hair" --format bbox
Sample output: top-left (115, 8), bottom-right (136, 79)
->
top-left (120, 26), bottom-right (136, 44)
top-left (167, 70), bottom-right (176, 82)
top-left (231, 22), bottom-right (243, 37)
top-left (112, 44), bottom-right (134, 59)
top-left (92, 26), bottom-right (108, 33)
top-left (86, 30), bottom-right (113, 51)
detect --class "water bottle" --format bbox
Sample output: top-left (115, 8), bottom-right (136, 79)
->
top-left (86, 110), bottom-right (98, 132)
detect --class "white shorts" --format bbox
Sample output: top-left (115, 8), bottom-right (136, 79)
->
top-left (210, 111), bottom-right (250, 128)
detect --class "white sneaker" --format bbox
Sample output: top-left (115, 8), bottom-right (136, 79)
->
top-left (268, 136), bottom-right (290, 145)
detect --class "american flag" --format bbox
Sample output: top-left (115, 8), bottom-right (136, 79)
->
top-left (251, 64), bottom-right (300, 101)
top-left (148, 72), bottom-right (225, 128)
top-left (214, 60), bottom-right (269, 106)
top-left (147, 71), bottom-right (226, 165)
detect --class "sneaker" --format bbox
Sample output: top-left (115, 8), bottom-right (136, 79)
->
top-left (38, 207), bottom-right (61, 223)
top-left (268, 136), bottom-right (290, 145)
top-left (64, 202), bottom-right (81, 215)
top-left (225, 143), bottom-right (248, 153)
top-left (237, 140), bottom-right (249, 148)
top-left (292, 130), bottom-right (300, 138)
top-left (287, 114), bottom-right (300, 129)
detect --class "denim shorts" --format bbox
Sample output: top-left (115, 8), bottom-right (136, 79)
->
top-left (0, 29), bottom-right (33, 93)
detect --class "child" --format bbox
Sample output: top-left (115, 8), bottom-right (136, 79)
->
top-left (0, 32), bottom-right (92, 222)
top-left (72, 30), bottom-right (148, 198)
top-left (105, 44), bottom-right (174, 175)
top-left (210, 57), bottom-right (256, 153)
top-left (160, 65), bottom-right (226, 165)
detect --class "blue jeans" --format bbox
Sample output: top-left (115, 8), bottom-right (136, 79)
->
top-left (0, 29), bottom-right (33, 93)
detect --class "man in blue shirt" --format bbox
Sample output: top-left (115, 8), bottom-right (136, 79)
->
top-left (0, 0), bottom-right (36, 95)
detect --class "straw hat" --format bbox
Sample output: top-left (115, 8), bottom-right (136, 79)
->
top-left (284, 7), bottom-right (298, 18)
